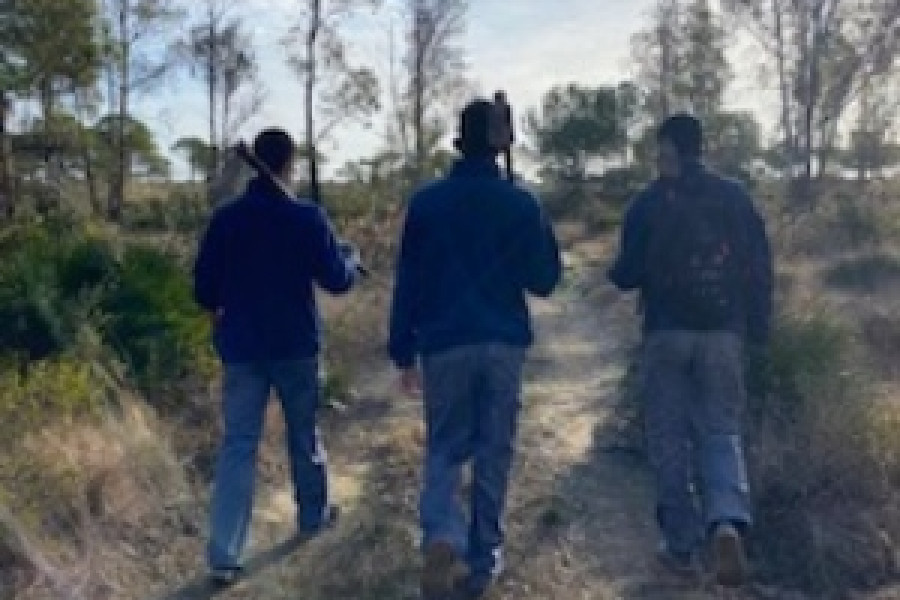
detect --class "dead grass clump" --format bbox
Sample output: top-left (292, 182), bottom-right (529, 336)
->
top-left (3, 395), bottom-right (196, 599)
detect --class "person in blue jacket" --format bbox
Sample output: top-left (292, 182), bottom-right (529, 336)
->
top-left (390, 99), bottom-right (562, 599)
top-left (194, 128), bottom-right (360, 584)
top-left (609, 114), bottom-right (773, 586)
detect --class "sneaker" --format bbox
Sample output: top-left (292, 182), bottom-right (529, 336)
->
top-left (421, 540), bottom-right (468, 600)
top-left (457, 573), bottom-right (493, 599)
top-left (710, 521), bottom-right (749, 587)
top-left (456, 546), bottom-right (504, 599)
top-left (298, 504), bottom-right (340, 538)
top-left (655, 542), bottom-right (698, 578)
top-left (208, 565), bottom-right (242, 586)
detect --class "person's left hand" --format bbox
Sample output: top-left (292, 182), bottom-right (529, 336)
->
top-left (399, 367), bottom-right (422, 397)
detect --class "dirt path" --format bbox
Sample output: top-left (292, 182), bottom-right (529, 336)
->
top-left (158, 230), bottom-right (756, 600)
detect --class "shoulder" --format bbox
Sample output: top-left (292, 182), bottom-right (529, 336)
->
top-left (704, 169), bottom-right (751, 201)
top-left (207, 198), bottom-right (242, 232)
top-left (404, 176), bottom-right (461, 219)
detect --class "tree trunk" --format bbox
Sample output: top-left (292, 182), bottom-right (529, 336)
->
top-left (207, 5), bottom-right (219, 202)
top-left (0, 93), bottom-right (13, 219)
top-left (307, 0), bottom-right (320, 202)
top-left (110, 0), bottom-right (128, 221)
top-left (80, 132), bottom-right (101, 216)
top-left (412, 0), bottom-right (425, 182)
top-left (773, 0), bottom-right (797, 176)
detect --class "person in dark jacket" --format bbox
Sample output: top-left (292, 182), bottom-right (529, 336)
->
top-left (390, 99), bottom-right (562, 600)
top-left (609, 114), bottom-right (773, 586)
top-left (194, 128), bottom-right (359, 584)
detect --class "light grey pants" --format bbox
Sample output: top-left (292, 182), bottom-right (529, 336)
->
top-left (420, 343), bottom-right (525, 582)
top-left (641, 330), bottom-right (751, 555)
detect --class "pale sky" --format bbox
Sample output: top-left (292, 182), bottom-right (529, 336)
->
top-left (137, 0), bottom-right (773, 178)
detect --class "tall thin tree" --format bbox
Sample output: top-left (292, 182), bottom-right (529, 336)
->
top-left (283, 0), bottom-right (381, 200)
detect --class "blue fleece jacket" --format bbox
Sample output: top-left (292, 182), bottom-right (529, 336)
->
top-left (608, 160), bottom-right (773, 343)
top-left (389, 157), bottom-right (562, 368)
top-left (194, 178), bottom-right (356, 362)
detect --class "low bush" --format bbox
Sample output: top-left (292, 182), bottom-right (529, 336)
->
top-left (99, 245), bottom-right (214, 388)
top-left (745, 312), bottom-right (899, 593)
top-left (823, 252), bottom-right (900, 292)
top-left (0, 221), bottom-right (213, 396)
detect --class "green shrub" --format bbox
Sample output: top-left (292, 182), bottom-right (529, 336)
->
top-left (57, 234), bottom-right (118, 298)
top-left (99, 245), bottom-right (213, 387)
top-left (746, 313), bottom-right (853, 426)
top-left (122, 198), bottom-right (169, 231)
top-left (0, 356), bottom-right (105, 439)
top-left (122, 193), bottom-right (209, 233)
top-left (0, 222), bottom-right (212, 393)
top-left (835, 193), bottom-right (881, 249)
top-left (0, 225), bottom-right (69, 360)
top-left (595, 165), bottom-right (648, 208)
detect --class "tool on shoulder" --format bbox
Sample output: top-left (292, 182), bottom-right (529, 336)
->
top-left (234, 140), bottom-right (367, 277)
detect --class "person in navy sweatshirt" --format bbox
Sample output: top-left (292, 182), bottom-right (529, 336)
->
top-left (194, 128), bottom-right (359, 584)
top-left (609, 114), bottom-right (773, 586)
top-left (389, 99), bottom-right (562, 599)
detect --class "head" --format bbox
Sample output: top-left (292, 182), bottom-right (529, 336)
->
top-left (453, 99), bottom-right (497, 158)
top-left (494, 90), bottom-right (507, 104)
top-left (252, 128), bottom-right (296, 179)
top-left (656, 114), bottom-right (703, 178)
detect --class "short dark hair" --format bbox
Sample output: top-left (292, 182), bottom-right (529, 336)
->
top-left (657, 114), bottom-right (703, 158)
top-left (453, 99), bottom-right (494, 156)
top-left (253, 128), bottom-right (296, 173)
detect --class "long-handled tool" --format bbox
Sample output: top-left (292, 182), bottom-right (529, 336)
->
top-left (234, 141), bottom-right (367, 277)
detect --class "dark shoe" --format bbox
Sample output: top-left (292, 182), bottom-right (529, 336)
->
top-left (298, 504), bottom-right (340, 538)
top-left (208, 565), bottom-right (242, 586)
top-left (458, 547), bottom-right (504, 599)
top-left (711, 522), bottom-right (749, 587)
top-left (655, 542), bottom-right (698, 578)
top-left (421, 540), bottom-right (468, 600)
top-left (456, 572), bottom-right (495, 599)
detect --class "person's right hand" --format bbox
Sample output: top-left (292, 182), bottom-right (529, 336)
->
top-left (337, 239), bottom-right (363, 274)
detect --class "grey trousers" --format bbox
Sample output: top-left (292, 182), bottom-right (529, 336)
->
top-left (641, 330), bottom-right (751, 555)
top-left (420, 343), bottom-right (525, 580)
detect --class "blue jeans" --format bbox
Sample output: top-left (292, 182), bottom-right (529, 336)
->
top-left (641, 331), bottom-right (751, 556)
top-left (420, 343), bottom-right (525, 580)
top-left (207, 358), bottom-right (328, 569)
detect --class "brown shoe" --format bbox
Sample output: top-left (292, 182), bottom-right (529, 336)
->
top-left (711, 522), bottom-right (749, 587)
top-left (421, 540), bottom-right (468, 600)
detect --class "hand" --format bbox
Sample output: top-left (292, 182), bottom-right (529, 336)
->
top-left (208, 308), bottom-right (224, 327)
top-left (399, 367), bottom-right (422, 397)
top-left (337, 239), bottom-right (364, 274)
